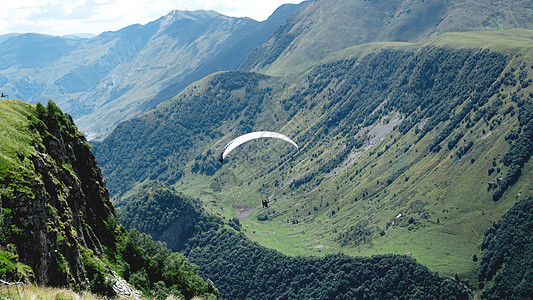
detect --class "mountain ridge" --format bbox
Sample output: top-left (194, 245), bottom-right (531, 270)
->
top-left (0, 5), bottom-right (304, 140)
top-left (241, 0), bottom-right (533, 75)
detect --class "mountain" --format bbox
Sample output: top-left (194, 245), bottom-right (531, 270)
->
top-left (0, 100), bottom-right (218, 299)
top-left (92, 29), bottom-right (533, 292)
top-left (240, 0), bottom-right (533, 75)
top-left (0, 5), bottom-right (304, 140)
top-left (61, 33), bottom-right (96, 40)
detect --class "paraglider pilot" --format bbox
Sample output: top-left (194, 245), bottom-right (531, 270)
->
top-left (262, 198), bottom-right (270, 208)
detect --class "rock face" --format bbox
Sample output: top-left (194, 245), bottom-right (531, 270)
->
top-left (0, 100), bottom-right (121, 289)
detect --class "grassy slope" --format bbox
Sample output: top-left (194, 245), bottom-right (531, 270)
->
top-left (0, 100), bottom-right (35, 177)
top-left (0, 285), bottom-right (106, 300)
top-left (0, 100), bottom-right (39, 206)
top-left (171, 29), bottom-right (533, 282)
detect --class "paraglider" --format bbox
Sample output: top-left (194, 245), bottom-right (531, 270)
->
top-left (219, 131), bottom-right (299, 163)
top-left (219, 131), bottom-right (299, 208)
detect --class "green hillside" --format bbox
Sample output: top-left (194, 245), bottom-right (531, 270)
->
top-left (241, 0), bottom-right (533, 75)
top-left (0, 100), bottom-right (218, 299)
top-left (93, 30), bottom-right (533, 288)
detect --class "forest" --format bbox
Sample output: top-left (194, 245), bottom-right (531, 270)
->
top-left (477, 197), bottom-right (533, 299)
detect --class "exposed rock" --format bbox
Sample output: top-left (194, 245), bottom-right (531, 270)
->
top-left (0, 101), bottom-right (121, 290)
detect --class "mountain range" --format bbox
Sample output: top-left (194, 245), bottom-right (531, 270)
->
top-left (2, 0), bottom-right (533, 141)
top-left (0, 2), bottom-right (305, 140)
top-left (90, 0), bottom-right (533, 296)
top-left (1, 0), bottom-right (533, 299)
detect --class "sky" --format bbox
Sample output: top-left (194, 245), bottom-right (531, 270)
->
top-left (0, 0), bottom-right (305, 36)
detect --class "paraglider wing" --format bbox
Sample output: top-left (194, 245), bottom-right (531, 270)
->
top-left (219, 131), bottom-right (299, 163)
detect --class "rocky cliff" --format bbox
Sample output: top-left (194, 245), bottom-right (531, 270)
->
top-left (0, 100), bottom-right (121, 289)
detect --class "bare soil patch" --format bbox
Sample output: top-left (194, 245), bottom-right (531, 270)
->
top-left (232, 205), bottom-right (253, 219)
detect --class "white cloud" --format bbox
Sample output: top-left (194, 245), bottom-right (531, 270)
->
top-left (0, 0), bottom-right (304, 36)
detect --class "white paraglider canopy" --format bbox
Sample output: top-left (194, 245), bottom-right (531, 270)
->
top-left (219, 131), bottom-right (299, 163)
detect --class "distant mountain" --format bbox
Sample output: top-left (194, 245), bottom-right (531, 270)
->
top-left (61, 33), bottom-right (96, 40)
top-left (241, 0), bottom-right (533, 75)
top-left (0, 4), bottom-right (304, 140)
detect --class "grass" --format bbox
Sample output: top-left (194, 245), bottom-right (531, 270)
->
top-left (427, 29), bottom-right (533, 52)
top-left (0, 284), bottom-right (207, 300)
top-left (324, 29), bottom-right (533, 65)
top-left (0, 101), bottom-right (36, 179)
top-left (0, 284), bottom-right (106, 300)
top-left (0, 100), bottom-right (39, 204)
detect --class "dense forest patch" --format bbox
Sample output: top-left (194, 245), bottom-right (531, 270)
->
top-left (478, 197), bottom-right (533, 299)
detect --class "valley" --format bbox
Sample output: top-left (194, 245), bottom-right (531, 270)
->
top-left (94, 29), bottom-right (533, 288)
top-left (1, 0), bottom-right (533, 299)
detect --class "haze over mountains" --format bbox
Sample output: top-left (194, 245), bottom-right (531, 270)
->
top-left (0, 2), bottom-right (306, 140)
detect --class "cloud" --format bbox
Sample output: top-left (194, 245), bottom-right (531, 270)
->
top-left (0, 0), bottom-right (304, 36)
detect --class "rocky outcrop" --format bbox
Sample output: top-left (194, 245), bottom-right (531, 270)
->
top-left (0, 101), bottom-right (121, 289)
